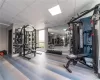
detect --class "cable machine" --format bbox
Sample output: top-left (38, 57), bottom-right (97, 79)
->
top-left (64, 4), bottom-right (100, 77)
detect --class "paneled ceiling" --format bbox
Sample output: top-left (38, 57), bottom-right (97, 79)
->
top-left (0, 0), bottom-right (99, 29)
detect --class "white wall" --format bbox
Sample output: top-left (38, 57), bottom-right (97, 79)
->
top-left (0, 27), bottom-right (7, 51)
top-left (44, 28), bottom-right (48, 51)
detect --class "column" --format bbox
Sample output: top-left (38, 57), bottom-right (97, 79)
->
top-left (95, 19), bottom-right (100, 78)
top-left (44, 28), bottom-right (48, 52)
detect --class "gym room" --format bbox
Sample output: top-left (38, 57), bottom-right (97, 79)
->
top-left (0, 0), bottom-right (100, 80)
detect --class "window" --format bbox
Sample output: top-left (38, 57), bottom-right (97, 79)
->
top-left (39, 30), bottom-right (45, 48)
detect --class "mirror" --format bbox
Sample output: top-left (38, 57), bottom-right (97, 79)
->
top-left (48, 25), bottom-right (70, 55)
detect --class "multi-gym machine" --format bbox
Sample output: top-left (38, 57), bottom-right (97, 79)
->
top-left (64, 21), bottom-right (92, 73)
top-left (13, 25), bottom-right (41, 60)
top-left (64, 4), bottom-right (100, 78)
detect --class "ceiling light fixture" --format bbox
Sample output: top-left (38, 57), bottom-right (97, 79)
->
top-left (48, 5), bottom-right (62, 16)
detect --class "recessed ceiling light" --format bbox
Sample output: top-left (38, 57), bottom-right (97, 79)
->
top-left (48, 5), bottom-right (62, 16)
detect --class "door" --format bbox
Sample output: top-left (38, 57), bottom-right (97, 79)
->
top-left (8, 29), bottom-right (12, 56)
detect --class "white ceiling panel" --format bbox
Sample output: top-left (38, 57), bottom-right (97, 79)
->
top-left (75, 0), bottom-right (94, 13)
top-left (0, 0), bottom-right (98, 29)
top-left (0, 0), bottom-right (3, 7)
top-left (77, 0), bottom-right (97, 13)
top-left (58, 0), bottom-right (74, 18)
top-left (11, 19), bottom-right (28, 27)
top-left (38, 0), bottom-right (57, 4)
top-left (0, 10), bottom-right (12, 23)
top-left (18, 0), bottom-right (58, 18)
top-left (58, 0), bottom-right (68, 3)
top-left (12, 15), bottom-right (29, 24)
top-left (18, 7), bottom-right (44, 21)
top-left (76, 0), bottom-right (94, 8)
top-left (5, 0), bottom-right (33, 11)
top-left (0, 2), bottom-right (21, 17)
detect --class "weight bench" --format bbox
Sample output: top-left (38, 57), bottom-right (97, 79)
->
top-left (64, 54), bottom-right (92, 73)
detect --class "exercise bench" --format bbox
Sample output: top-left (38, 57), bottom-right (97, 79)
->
top-left (64, 54), bottom-right (93, 73)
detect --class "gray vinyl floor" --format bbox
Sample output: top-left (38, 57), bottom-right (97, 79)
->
top-left (0, 57), bottom-right (29, 80)
top-left (0, 51), bottom-right (100, 80)
top-left (37, 46), bottom-right (70, 55)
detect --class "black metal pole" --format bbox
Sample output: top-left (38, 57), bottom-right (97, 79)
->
top-left (68, 4), bottom-right (100, 24)
top-left (23, 27), bottom-right (25, 56)
top-left (35, 29), bottom-right (36, 50)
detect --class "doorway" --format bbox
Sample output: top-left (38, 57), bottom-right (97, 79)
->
top-left (8, 29), bottom-right (12, 56)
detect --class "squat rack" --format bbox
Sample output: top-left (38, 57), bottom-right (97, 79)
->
top-left (13, 25), bottom-right (37, 60)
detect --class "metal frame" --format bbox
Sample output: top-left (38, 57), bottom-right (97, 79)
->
top-left (13, 25), bottom-right (37, 60)
top-left (65, 4), bottom-right (100, 77)
top-left (67, 4), bottom-right (100, 24)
